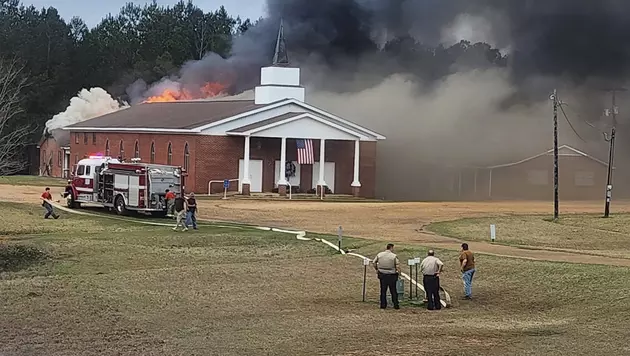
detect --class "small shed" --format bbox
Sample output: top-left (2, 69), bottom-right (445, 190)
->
top-left (37, 129), bottom-right (71, 178)
top-left (479, 145), bottom-right (610, 200)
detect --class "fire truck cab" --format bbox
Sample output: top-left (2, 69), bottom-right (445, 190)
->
top-left (69, 155), bottom-right (182, 216)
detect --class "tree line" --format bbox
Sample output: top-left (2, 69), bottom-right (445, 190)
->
top-left (0, 0), bottom-right (253, 174)
top-left (0, 0), bottom-right (509, 175)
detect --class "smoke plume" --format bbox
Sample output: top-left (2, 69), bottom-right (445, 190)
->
top-left (51, 0), bottom-right (630, 199)
top-left (45, 88), bottom-right (127, 138)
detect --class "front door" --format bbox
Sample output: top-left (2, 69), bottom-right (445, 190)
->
top-left (238, 159), bottom-right (263, 193)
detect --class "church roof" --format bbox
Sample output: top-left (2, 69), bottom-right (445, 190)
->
top-left (66, 100), bottom-right (263, 131)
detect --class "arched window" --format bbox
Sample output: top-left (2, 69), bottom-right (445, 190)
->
top-left (167, 142), bottom-right (172, 165)
top-left (134, 140), bottom-right (140, 158)
top-left (119, 140), bottom-right (124, 158)
top-left (183, 143), bottom-right (190, 171)
top-left (105, 140), bottom-right (110, 156)
top-left (150, 142), bottom-right (155, 163)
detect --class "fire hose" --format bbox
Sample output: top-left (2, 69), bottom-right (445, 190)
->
top-left (50, 202), bottom-right (451, 308)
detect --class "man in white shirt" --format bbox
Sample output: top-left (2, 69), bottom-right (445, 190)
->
top-left (373, 243), bottom-right (401, 309)
top-left (420, 250), bottom-right (444, 310)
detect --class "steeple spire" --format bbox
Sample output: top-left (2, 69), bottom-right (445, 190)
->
top-left (272, 19), bottom-right (289, 66)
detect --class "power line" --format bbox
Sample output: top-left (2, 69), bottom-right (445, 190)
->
top-left (558, 102), bottom-right (586, 142)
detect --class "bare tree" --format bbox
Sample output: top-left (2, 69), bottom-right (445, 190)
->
top-left (0, 57), bottom-right (30, 175)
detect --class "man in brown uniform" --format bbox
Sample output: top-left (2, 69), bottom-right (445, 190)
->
top-left (420, 250), bottom-right (444, 310)
top-left (459, 243), bottom-right (476, 300)
top-left (373, 243), bottom-right (401, 309)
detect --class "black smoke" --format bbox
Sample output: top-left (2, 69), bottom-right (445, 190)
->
top-left (262, 0), bottom-right (630, 88)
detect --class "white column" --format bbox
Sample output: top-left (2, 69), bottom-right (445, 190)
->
top-left (278, 137), bottom-right (288, 185)
top-left (351, 140), bottom-right (361, 187)
top-left (242, 136), bottom-right (251, 185)
top-left (318, 139), bottom-right (326, 187)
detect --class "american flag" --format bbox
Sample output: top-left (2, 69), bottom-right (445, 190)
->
top-left (296, 139), bottom-right (314, 164)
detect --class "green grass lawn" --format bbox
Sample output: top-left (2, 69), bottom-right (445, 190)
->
top-left (0, 175), bottom-right (66, 187)
top-left (429, 213), bottom-right (630, 258)
top-left (2, 203), bottom-right (630, 355)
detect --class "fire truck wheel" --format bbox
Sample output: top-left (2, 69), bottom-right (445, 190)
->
top-left (152, 211), bottom-right (168, 218)
top-left (114, 195), bottom-right (128, 216)
top-left (67, 196), bottom-right (81, 209)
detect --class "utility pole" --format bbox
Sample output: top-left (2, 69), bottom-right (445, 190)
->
top-left (603, 89), bottom-right (622, 218)
top-left (551, 89), bottom-right (559, 221)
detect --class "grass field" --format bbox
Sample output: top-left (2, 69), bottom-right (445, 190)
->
top-left (2, 203), bottom-right (630, 355)
top-left (429, 214), bottom-right (630, 259)
top-left (0, 175), bottom-right (66, 187)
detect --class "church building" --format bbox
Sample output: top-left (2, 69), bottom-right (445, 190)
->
top-left (63, 23), bottom-right (386, 197)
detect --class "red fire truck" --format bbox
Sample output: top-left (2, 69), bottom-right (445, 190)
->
top-left (66, 155), bottom-right (183, 216)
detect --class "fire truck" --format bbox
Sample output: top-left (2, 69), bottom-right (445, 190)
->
top-left (66, 155), bottom-right (183, 216)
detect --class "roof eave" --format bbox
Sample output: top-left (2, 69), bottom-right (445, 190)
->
top-left (64, 127), bottom-right (200, 133)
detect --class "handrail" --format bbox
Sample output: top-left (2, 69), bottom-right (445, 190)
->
top-left (208, 178), bottom-right (239, 196)
top-left (287, 181), bottom-right (292, 200)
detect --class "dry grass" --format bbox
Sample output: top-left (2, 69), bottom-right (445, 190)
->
top-left (1, 203), bottom-right (630, 355)
top-left (0, 175), bottom-right (66, 187)
top-left (429, 214), bottom-right (630, 259)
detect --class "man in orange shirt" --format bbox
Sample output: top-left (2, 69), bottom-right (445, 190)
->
top-left (165, 189), bottom-right (176, 217)
top-left (41, 187), bottom-right (59, 219)
top-left (459, 243), bottom-right (476, 300)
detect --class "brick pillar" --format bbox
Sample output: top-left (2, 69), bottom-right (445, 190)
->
top-left (352, 186), bottom-right (360, 197)
top-left (242, 183), bottom-right (251, 196)
top-left (316, 185), bottom-right (326, 197)
top-left (278, 184), bottom-right (287, 196)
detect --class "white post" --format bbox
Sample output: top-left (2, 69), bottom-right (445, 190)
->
top-left (242, 136), bottom-right (251, 187)
top-left (278, 137), bottom-right (288, 186)
top-left (473, 169), bottom-right (478, 195)
top-left (351, 140), bottom-right (361, 187)
top-left (318, 139), bottom-right (326, 192)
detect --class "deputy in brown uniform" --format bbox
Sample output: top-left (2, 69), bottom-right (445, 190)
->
top-left (420, 250), bottom-right (444, 310)
top-left (373, 243), bottom-right (401, 309)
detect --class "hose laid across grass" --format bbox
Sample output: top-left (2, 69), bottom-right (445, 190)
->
top-left (50, 203), bottom-right (451, 307)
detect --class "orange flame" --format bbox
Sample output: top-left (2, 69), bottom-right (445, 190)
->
top-left (144, 82), bottom-right (227, 103)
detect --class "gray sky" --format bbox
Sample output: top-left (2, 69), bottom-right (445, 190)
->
top-left (25, 0), bottom-right (267, 28)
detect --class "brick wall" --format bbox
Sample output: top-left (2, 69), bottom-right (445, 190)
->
top-left (70, 131), bottom-right (378, 197)
top-left (69, 131), bottom-right (198, 192)
top-left (38, 137), bottom-right (65, 178)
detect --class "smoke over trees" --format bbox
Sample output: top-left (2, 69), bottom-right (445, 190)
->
top-left (2, 0), bottom-right (630, 196)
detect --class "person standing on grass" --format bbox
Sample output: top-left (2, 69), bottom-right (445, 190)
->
top-left (172, 193), bottom-right (188, 231)
top-left (420, 250), bottom-right (444, 310)
top-left (460, 243), bottom-right (476, 300)
top-left (185, 192), bottom-right (198, 230)
top-left (373, 243), bottom-right (401, 310)
top-left (164, 189), bottom-right (176, 217)
top-left (41, 187), bottom-right (59, 219)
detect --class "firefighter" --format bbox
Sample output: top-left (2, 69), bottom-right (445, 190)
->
top-left (172, 193), bottom-right (188, 232)
top-left (165, 189), bottom-right (176, 217)
top-left (185, 192), bottom-right (197, 230)
top-left (41, 187), bottom-right (59, 219)
top-left (61, 180), bottom-right (73, 199)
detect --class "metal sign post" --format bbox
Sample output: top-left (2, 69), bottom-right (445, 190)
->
top-left (222, 179), bottom-right (229, 200)
top-left (414, 257), bottom-right (421, 299)
top-left (362, 258), bottom-right (369, 302)
top-left (337, 226), bottom-right (343, 253)
top-left (407, 259), bottom-right (416, 299)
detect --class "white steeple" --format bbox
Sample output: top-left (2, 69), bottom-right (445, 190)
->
top-left (254, 19), bottom-right (305, 105)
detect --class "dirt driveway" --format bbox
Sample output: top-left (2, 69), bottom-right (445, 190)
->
top-left (196, 199), bottom-right (630, 242)
top-left (6, 184), bottom-right (630, 266)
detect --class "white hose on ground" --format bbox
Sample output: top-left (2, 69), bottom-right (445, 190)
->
top-left (50, 202), bottom-right (451, 307)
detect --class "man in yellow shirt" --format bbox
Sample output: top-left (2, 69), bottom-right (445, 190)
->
top-left (373, 243), bottom-right (401, 309)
